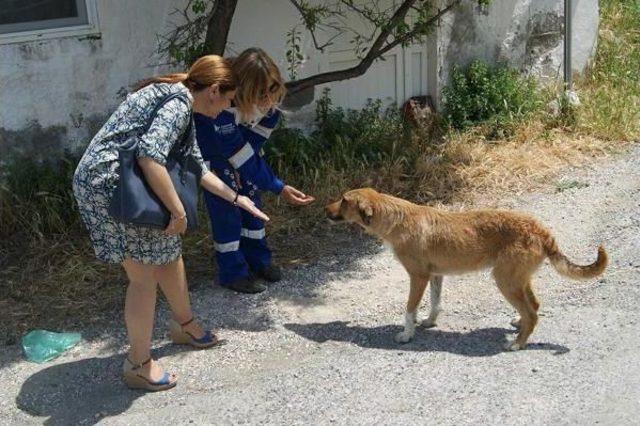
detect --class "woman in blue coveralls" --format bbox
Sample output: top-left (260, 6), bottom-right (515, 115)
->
top-left (195, 48), bottom-right (315, 294)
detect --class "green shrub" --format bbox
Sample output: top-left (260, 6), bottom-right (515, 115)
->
top-left (442, 60), bottom-right (542, 135)
top-left (266, 88), bottom-right (412, 187)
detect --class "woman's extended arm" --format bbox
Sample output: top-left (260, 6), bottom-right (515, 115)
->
top-left (199, 171), bottom-right (270, 222)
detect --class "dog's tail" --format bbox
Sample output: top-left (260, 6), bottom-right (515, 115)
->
top-left (544, 235), bottom-right (608, 280)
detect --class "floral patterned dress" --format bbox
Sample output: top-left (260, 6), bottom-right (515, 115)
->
top-left (72, 83), bottom-right (209, 265)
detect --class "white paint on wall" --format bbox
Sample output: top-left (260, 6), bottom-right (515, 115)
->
top-left (0, 0), bottom-right (180, 154)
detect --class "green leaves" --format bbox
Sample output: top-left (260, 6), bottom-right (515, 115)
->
top-left (442, 60), bottom-right (541, 135)
top-left (266, 88), bottom-right (408, 180)
top-left (285, 27), bottom-right (304, 79)
top-left (191, 0), bottom-right (207, 14)
top-left (296, 1), bottom-right (332, 32)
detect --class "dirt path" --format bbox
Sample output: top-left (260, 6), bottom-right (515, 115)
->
top-left (1, 145), bottom-right (639, 425)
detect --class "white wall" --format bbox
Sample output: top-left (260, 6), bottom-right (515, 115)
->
top-left (0, 0), bottom-right (182, 158)
top-left (226, 0), bottom-right (431, 127)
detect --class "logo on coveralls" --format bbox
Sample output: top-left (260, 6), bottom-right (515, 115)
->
top-left (219, 123), bottom-right (236, 135)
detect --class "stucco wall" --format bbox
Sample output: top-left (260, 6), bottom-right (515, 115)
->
top-left (432, 0), bottom-right (599, 108)
top-left (0, 0), bottom-right (181, 159)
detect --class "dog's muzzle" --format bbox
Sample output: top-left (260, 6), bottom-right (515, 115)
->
top-left (324, 205), bottom-right (344, 223)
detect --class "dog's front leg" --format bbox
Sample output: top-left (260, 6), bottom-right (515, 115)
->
top-left (421, 275), bottom-right (443, 328)
top-left (394, 275), bottom-right (428, 343)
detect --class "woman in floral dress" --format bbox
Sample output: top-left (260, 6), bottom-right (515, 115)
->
top-left (73, 55), bottom-right (268, 391)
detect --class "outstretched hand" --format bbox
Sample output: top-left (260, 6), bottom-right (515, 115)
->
top-left (281, 185), bottom-right (315, 206)
top-left (236, 195), bottom-right (270, 222)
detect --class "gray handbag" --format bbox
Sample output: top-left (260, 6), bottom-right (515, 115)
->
top-left (108, 92), bottom-right (201, 231)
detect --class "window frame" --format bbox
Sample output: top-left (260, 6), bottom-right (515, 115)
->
top-left (0, 0), bottom-right (100, 45)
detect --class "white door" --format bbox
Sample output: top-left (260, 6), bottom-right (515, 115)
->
top-left (316, 2), bottom-right (430, 110)
top-left (318, 43), bottom-right (428, 110)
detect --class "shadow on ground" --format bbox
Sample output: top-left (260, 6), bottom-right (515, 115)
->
top-left (0, 226), bottom-right (382, 369)
top-left (10, 228), bottom-right (384, 423)
top-left (15, 344), bottom-right (186, 425)
top-left (285, 321), bottom-right (570, 357)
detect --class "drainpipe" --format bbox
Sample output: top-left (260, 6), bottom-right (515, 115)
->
top-left (564, 0), bottom-right (572, 89)
top-left (562, 0), bottom-right (580, 107)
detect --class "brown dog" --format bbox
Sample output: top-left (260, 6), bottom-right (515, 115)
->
top-left (325, 188), bottom-right (608, 350)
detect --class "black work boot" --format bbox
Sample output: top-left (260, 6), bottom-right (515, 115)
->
top-left (254, 265), bottom-right (282, 283)
top-left (223, 277), bottom-right (266, 294)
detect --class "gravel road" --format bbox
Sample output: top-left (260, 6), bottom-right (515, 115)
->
top-left (1, 145), bottom-right (638, 425)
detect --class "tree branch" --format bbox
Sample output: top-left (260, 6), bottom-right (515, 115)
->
top-left (361, 0), bottom-right (418, 64)
top-left (377, 0), bottom-right (461, 56)
top-left (286, 0), bottom-right (419, 94)
top-left (338, 0), bottom-right (378, 25)
top-left (289, 0), bottom-right (348, 52)
top-left (285, 0), bottom-right (467, 96)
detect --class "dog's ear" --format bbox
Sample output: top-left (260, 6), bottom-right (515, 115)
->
top-left (357, 198), bottom-right (373, 225)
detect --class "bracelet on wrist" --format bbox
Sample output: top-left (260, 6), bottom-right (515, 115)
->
top-left (232, 192), bottom-right (239, 206)
top-left (171, 212), bottom-right (187, 221)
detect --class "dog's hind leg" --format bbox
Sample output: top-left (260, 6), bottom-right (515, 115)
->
top-left (394, 275), bottom-right (428, 343)
top-left (493, 266), bottom-right (538, 351)
top-left (421, 275), bottom-right (443, 329)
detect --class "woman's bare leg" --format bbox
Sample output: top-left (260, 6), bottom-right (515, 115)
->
top-left (156, 256), bottom-right (204, 338)
top-left (122, 258), bottom-right (173, 381)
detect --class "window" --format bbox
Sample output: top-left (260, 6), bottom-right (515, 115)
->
top-left (0, 0), bottom-right (99, 44)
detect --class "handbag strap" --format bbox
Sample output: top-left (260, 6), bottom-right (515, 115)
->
top-left (144, 91), bottom-right (194, 149)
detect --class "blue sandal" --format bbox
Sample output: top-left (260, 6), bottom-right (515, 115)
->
top-left (169, 317), bottom-right (226, 349)
top-left (123, 357), bottom-right (177, 392)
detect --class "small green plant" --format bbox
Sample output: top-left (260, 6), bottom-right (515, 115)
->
top-left (266, 90), bottom-right (410, 185)
top-left (545, 90), bottom-right (580, 129)
top-left (285, 27), bottom-right (304, 80)
top-left (555, 179), bottom-right (590, 193)
top-left (442, 60), bottom-right (542, 136)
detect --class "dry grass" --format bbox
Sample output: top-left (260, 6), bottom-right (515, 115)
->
top-left (0, 237), bottom-right (124, 344)
top-left (576, 0), bottom-right (640, 141)
top-left (0, 131), bottom-right (627, 344)
top-left (441, 125), bottom-right (623, 195)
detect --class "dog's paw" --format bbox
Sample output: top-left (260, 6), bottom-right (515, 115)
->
top-left (394, 330), bottom-right (414, 344)
top-left (504, 340), bottom-right (525, 351)
top-left (510, 318), bottom-right (521, 329)
top-left (420, 318), bottom-right (438, 329)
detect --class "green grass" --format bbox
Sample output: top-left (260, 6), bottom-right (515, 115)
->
top-left (577, 0), bottom-right (640, 140)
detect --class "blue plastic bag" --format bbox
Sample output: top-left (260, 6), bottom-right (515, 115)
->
top-left (21, 330), bottom-right (82, 363)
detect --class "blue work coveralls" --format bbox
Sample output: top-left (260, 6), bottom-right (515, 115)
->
top-left (194, 108), bottom-right (284, 285)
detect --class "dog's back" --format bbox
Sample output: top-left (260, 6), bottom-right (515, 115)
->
top-left (374, 194), bottom-right (607, 279)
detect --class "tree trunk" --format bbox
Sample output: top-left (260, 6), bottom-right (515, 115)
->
top-left (204, 0), bottom-right (239, 56)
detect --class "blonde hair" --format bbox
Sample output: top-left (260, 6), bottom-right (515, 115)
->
top-left (134, 55), bottom-right (237, 93)
top-left (231, 48), bottom-right (287, 120)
